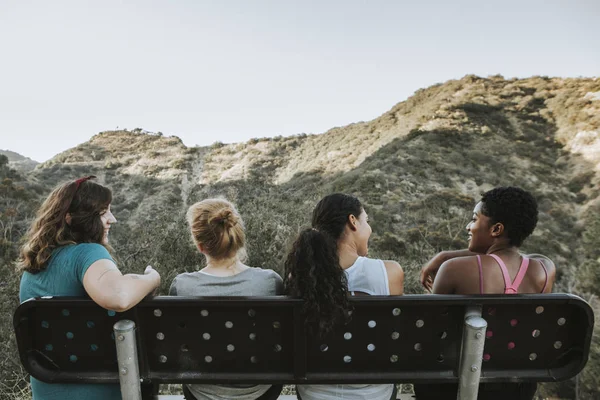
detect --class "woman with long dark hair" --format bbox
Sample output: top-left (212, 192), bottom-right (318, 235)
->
top-left (285, 193), bottom-right (404, 400)
top-left (18, 176), bottom-right (161, 400)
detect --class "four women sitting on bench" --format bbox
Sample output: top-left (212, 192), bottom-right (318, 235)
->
top-left (18, 177), bottom-right (556, 400)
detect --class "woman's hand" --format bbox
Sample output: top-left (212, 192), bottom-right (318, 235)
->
top-left (144, 265), bottom-right (161, 297)
top-left (420, 249), bottom-right (475, 292)
top-left (420, 252), bottom-right (446, 292)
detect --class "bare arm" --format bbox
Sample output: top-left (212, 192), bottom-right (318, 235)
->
top-left (420, 249), bottom-right (475, 291)
top-left (432, 260), bottom-right (457, 294)
top-left (83, 259), bottom-right (161, 312)
top-left (384, 260), bottom-right (404, 295)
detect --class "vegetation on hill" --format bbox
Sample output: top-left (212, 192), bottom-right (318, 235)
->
top-left (1, 75), bottom-right (599, 399)
top-left (0, 150), bottom-right (39, 173)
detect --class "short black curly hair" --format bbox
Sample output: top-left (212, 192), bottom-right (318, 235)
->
top-left (480, 186), bottom-right (538, 247)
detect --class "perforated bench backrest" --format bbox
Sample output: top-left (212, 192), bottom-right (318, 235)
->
top-left (14, 294), bottom-right (593, 385)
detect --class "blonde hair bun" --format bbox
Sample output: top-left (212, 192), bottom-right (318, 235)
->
top-left (187, 198), bottom-right (246, 260)
top-left (210, 209), bottom-right (239, 229)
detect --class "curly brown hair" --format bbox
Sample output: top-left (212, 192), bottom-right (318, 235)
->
top-left (18, 177), bottom-right (112, 273)
top-left (284, 193), bottom-right (363, 337)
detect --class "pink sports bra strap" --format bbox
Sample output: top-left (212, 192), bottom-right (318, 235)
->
top-left (489, 254), bottom-right (530, 294)
top-left (511, 257), bottom-right (530, 292)
top-left (476, 255), bottom-right (483, 294)
top-left (538, 260), bottom-right (549, 293)
top-left (489, 254), bottom-right (513, 293)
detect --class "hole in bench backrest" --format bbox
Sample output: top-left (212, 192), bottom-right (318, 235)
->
top-left (532, 329), bottom-right (541, 338)
top-left (535, 306), bottom-right (544, 314)
top-left (367, 344), bottom-right (376, 351)
top-left (344, 332), bottom-right (352, 340)
top-left (391, 332), bottom-right (399, 340)
top-left (392, 308), bottom-right (401, 316)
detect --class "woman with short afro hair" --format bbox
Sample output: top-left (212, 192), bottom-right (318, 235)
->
top-left (417, 186), bottom-right (556, 399)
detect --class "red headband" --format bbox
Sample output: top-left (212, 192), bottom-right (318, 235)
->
top-left (74, 175), bottom-right (96, 190)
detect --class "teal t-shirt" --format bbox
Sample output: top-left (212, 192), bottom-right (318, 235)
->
top-left (19, 243), bottom-right (122, 400)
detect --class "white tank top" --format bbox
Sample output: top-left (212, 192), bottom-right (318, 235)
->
top-left (296, 257), bottom-right (394, 400)
top-left (346, 256), bottom-right (391, 296)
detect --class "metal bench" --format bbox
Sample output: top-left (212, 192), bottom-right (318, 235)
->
top-left (14, 294), bottom-right (593, 400)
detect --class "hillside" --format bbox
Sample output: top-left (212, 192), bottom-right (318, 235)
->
top-left (0, 149), bottom-right (38, 172)
top-left (2, 75), bottom-right (600, 399)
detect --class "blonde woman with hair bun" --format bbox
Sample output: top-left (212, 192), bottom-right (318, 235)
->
top-left (169, 198), bottom-right (284, 400)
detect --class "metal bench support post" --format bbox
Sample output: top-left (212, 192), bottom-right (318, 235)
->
top-left (457, 306), bottom-right (487, 400)
top-left (114, 320), bottom-right (142, 400)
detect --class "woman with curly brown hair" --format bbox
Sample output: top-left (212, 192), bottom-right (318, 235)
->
top-left (284, 193), bottom-right (404, 400)
top-left (170, 198), bottom-right (284, 400)
top-left (18, 176), bottom-right (161, 400)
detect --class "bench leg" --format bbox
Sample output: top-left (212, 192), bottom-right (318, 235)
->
top-left (457, 307), bottom-right (487, 400)
top-left (114, 320), bottom-right (142, 400)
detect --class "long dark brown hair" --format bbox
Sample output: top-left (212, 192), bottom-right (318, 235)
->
top-left (18, 177), bottom-right (112, 273)
top-left (284, 193), bottom-right (363, 336)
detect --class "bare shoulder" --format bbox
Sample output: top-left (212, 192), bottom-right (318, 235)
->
top-left (441, 255), bottom-right (479, 270)
top-left (525, 253), bottom-right (556, 271)
top-left (383, 260), bottom-right (404, 295)
top-left (437, 256), bottom-right (481, 282)
top-left (383, 260), bottom-right (403, 272)
top-left (433, 256), bottom-right (480, 294)
top-left (383, 260), bottom-right (404, 280)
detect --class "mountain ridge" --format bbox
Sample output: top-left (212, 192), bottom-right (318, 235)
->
top-left (2, 74), bottom-right (600, 398)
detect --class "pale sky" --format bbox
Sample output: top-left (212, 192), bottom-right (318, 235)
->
top-left (1, 0), bottom-right (598, 162)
